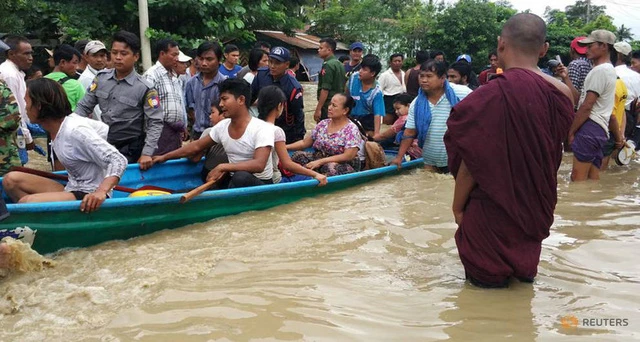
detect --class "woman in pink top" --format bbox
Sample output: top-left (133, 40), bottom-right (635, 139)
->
top-left (287, 93), bottom-right (364, 176)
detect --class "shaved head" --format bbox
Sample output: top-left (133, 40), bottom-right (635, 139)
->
top-left (501, 13), bottom-right (546, 56)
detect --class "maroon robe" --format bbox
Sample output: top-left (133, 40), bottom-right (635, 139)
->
top-left (444, 68), bottom-right (574, 285)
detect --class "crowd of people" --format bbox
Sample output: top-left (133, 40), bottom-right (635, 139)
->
top-left (1, 12), bottom-right (639, 287)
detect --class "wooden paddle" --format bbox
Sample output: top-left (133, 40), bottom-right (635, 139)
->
top-left (180, 173), bottom-right (226, 204)
top-left (10, 166), bottom-right (175, 194)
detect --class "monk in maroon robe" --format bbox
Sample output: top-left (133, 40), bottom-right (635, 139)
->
top-left (444, 13), bottom-right (575, 288)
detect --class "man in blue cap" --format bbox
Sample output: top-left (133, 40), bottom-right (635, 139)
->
top-left (251, 46), bottom-right (305, 143)
top-left (345, 42), bottom-right (364, 78)
top-left (456, 54), bottom-right (471, 63)
top-left (454, 54), bottom-right (480, 89)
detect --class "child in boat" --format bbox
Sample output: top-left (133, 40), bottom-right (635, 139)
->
top-left (287, 93), bottom-right (365, 176)
top-left (152, 78), bottom-right (275, 188)
top-left (373, 93), bottom-right (422, 160)
top-left (256, 85), bottom-right (327, 185)
top-left (2, 78), bottom-right (128, 212)
top-left (188, 103), bottom-right (229, 183)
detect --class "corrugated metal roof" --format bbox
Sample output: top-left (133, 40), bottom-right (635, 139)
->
top-left (255, 30), bottom-right (348, 51)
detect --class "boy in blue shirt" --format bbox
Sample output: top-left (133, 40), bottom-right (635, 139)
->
top-left (347, 54), bottom-right (385, 138)
top-left (218, 44), bottom-right (242, 78)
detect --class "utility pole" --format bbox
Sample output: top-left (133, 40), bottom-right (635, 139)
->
top-left (586, 0), bottom-right (591, 24)
top-left (138, 0), bottom-right (152, 71)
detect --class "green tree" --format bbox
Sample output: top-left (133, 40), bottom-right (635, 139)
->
top-left (565, 0), bottom-right (606, 25)
top-left (581, 14), bottom-right (617, 34)
top-left (616, 24), bottom-right (634, 41)
top-left (2, 0), bottom-right (308, 49)
top-left (545, 11), bottom-right (585, 63)
top-left (308, 0), bottom-right (436, 61)
top-left (428, 0), bottom-right (516, 71)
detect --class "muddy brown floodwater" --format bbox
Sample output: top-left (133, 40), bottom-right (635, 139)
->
top-left (0, 84), bottom-right (638, 341)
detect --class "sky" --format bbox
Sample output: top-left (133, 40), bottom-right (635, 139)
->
top-left (497, 0), bottom-right (640, 40)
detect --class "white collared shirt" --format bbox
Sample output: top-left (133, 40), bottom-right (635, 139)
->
top-left (78, 65), bottom-right (104, 120)
top-left (615, 64), bottom-right (640, 110)
top-left (0, 60), bottom-right (32, 143)
top-left (377, 68), bottom-right (406, 96)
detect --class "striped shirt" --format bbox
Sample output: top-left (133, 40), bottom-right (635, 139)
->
top-left (185, 72), bottom-right (227, 134)
top-left (144, 61), bottom-right (184, 124)
top-left (406, 83), bottom-right (472, 167)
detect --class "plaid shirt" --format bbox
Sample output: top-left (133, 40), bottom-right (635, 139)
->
top-left (568, 57), bottom-right (592, 92)
top-left (144, 62), bottom-right (184, 124)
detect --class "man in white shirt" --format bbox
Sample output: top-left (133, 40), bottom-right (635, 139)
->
top-left (612, 42), bottom-right (640, 143)
top-left (612, 42), bottom-right (640, 111)
top-left (568, 30), bottom-right (620, 181)
top-left (78, 40), bottom-right (108, 121)
top-left (377, 53), bottom-right (406, 125)
top-left (0, 35), bottom-right (34, 153)
top-left (78, 41), bottom-right (108, 90)
top-left (152, 78), bottom-right (274, 189)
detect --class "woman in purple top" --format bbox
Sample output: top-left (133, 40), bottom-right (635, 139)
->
top-left (287, 93), bottom-right (364, 176)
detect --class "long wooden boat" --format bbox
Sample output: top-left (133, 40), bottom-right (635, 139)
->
top-left (0, 155), bottom-right (423, 254)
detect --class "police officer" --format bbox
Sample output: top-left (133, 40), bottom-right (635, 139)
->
top-left (250, 46), bottom-right (305, 143)
top-left (76, 31), bottom-right (163, 170)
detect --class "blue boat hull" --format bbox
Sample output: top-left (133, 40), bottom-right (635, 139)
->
top-left (0, 156), bottom-right (423, 254)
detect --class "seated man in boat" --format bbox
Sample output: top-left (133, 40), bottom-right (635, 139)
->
top-left (2, 78), bottom-right (128, 212)
top-left (286, 93), bottom-right (365, 176)
top-left (152, 78), bottom-right (275, 188)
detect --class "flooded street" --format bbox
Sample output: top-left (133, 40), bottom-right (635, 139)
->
top-left (0, 154), bottom-right (639, 341)
top-left (1, 83), bottom-right (639, 341)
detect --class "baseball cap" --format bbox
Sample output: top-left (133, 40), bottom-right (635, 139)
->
top-left (456, 54), bottom-right (471, 63)
top-left (570, 37), bottom-right (588, 54)
top-left (269, 46), bottom-right (290, 62)
top-left (45, 48), bottom-right (53, 57)
top-left (614, 42), bottom-right (632, 56)
top-left (0, 41), bottom-right (10, 54)
top-left (578, 30), bottom-right (616, 46)
top-left (349, 42), bottom-right (364, 51)
top-left (84, 40), bottom-right (108, 55)
top-left (178, 50), bottom-right (192, 62)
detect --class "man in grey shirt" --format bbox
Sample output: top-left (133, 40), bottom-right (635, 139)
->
top-left (76, 31), bottom-right (163, 170)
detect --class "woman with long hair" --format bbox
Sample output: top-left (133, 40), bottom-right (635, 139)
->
top-left (257, 85), bottom-right (327, 185)
top-left (2, 78), bottom-right (127, 212)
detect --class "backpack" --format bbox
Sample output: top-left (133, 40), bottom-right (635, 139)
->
top-left (349, 116), bottom-right (386, 170)
top-left (58, 76), bottom-right (71, 85)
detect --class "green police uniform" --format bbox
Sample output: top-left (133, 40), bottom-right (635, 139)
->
top-left (0, 80), bottom-right (21, 175)
top-left (317, 55), bottom-right (346, 119)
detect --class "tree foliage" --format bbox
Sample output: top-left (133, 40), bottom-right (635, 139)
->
top-left (1, 0), bottom-right (308, 50)
top-left (427, 0), bottom-right (516, 71)
top-left (3, 0), bottom-right (639, 72)
top-left (565, 0), bottom-right (606, 25)
top-left (543, 2), bottom-right (638, 64)
top-left (309, 0), bottom-right (515, 71)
